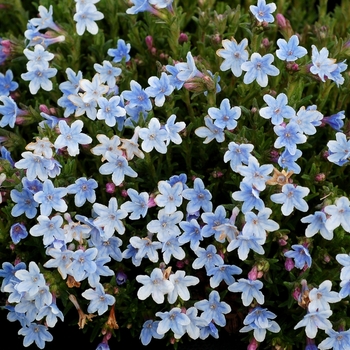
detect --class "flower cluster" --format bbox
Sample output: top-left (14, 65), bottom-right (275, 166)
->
top-left (1, 1), bottom-right (350, 349)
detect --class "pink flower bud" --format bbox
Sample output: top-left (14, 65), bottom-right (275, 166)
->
top-left (292, 286), bottom-right (301, 301)
top-left (145, 35), bottom-right (153, 50)
top-left (247, 338), bottom-right (259, 350)
top-left (315, 173), bottom-right (326, 182)
top-left (178, 33), bottom-right (188, 44)
top-left (276, 14), bottom-right (287, 28)
top-left (106, 182), bottom-right (116, 194)
top-left (248, 266), bottom-right (259, 280)
top-left (285, 257), bottom-right (294, 271)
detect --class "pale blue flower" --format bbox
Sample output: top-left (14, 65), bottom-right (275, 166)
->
top-left (308, 280), bottom-right (340, 312)
top-left (10, 223), bottom-right (28, 244)
top-left (120, 188), bottom-right (149, 220)
top-left (54, 120), bottom-right (92, 156)
top-left (79, 73), bottom-right (109, 103)
top-left (178, 219), bottom-right (204, 251)
top-left (149, 0), bottom-right (174, 10)
top-left (89, 229), bottom-right (123, 262)
top-left (227, 232), bottom-right (265, 260)
top-left (232, 182), bottom-right (265, 213)
top-left (228, 278), bottom-right (265, 306)
top-left (29, 5), bottom-right (60, 31)
top-left (164, 114), bottom-right (186, 145)
top-left (29, 215), bottom-right (65, 246)
top-left (206, 264), bottom-right (242, 288)
top-left (290, 106), bottom-right (323, 135)
top-left (328, 60), bottom-right (348, 86)
top-left (241, 52), bottom-right (279, 87)
top-left (194, 290), bottom-right (231, 327)
top-left (327, 132), bottom-right (350, 166)
top-left (273, 122), bottom-right (307, 155)
top-left (126, 0), bottom-right (155, 15)
top-left (145, 72), bottom-right (175, 107)
top-left (165, 64), bottom-right (185, 89)
top-left (184, 307), bottom-right (209, 340)
top-left (18, 323), bottom-right (53, 349)
top-left (90, 134), bottom-right (122, 160)
top-left (192, 244), bottom-right (224, 271)
top-left (250, 0), bottom-right (276, 23)
top-left (322, 110), bottom-right (345, 131)
top-left (278, 148), bottom-right (302, 174)
top-left (23, 44), bottom-right (54, 71)
top-left (36, 302), bottom-right (64, 328)
top-left (156, 307), bottom-right (191, 338)
top-left (175, 51), bottom-right (199, 81)
top-left (154, 180), bottom-right (183, 214)
top-left (161, 236), bottom-right (185, 263)
top-left (167, 270), bottom-right (199, 304)
top-left (94, 60), bottom-right (122, 87)
top-left (33, 179), bottom-right (68, 216)
top-left (139, 117), bottom-right (168, 153)
top-left (107, 39), bottom-right (131, 63)
top-left (96, 95), bottom-right (126, 127)
top-left (82, 283), bottom-right (115, 315)
top-left (59, 67), bottom-right (82, 95)
top-left (201, 205), bottom-right (228, 239)
top-left (301, 211), bottom-right (334, 240)
top-left (0, 96), bottom-right (21, 128)
top-left (0, 69), bottom-right (18, 96)
top-left (129, 236), bottom-right (162, 263)
top-left (195, 116), bottom-right (225, 144)
top-left (216, 38), bottom-right (249, 77)
top-left (276, 35), bottom-right (308, 61)
top-left (318, 328), bottom-right (350, 350)
top-left (199, 321), bottom-right (219, 340)
top-left (136, 267), bottom-right (174, 304)
top-left (147, 208), bottom-right (183, 242)
top-left (93, 197), bottom-right (128, 239)
top-left (74, 3), bottom-right (104, 35)
top-left (10, 188), bottom-right (38, 219)
top-left (294, 309), bottom-right (332, 339)
top-left (223, 141), bottom-right (254, 172)
top-left (0, 261), bottom-right (26, 292)
top-left (208, 98), bottom-right (241, 130)
top-left (140, 320), bottom-right (164, 346)
top-left (339, 279), bottom-right (350, 299)
top-left (67, 177), bottom-right (98, 207)
top-left (122, 243), bottom-right (142, 266)
top-left (99, 151), bottom-right (138, 186)
top-left (20, 66), bottom-right (57, 95)
top-left (240, 306), bottom-right (280, 342)
top-left (15, 261), bottom-right (46, 297)
top-left (310, 45), bottom-right (338, 82)
top-left (68, 247), bottom-right (98, 282)
top-left (259, 93), bottom-right (296, 125)
top-left (284, 244), bottom-right (312, 269)
top-left (44, 248), bottom-right (74, 279)
top-left (122, 80), bottom-right (152, 111)
top-left (324, 196), bottom-right (350, 233)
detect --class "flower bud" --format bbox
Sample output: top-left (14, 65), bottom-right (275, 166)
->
top-left (106, 182), bottom-right (116, 194)
top-left (315, 173), bottom-right (326, 182)
top-left (178, 33), bottom-right (188, 44)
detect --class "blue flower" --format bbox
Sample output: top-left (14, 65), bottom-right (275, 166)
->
top-left (67, 177), bottom-right (98, 207)
top-left (270, 183), bottom-right (309, 216)
top-left (161, 236), bottom-right (186, 264)
top-left (68, 247), bottom-right (98, 282)
top-left (33, 179), bottom-right (68, 216)
top-left (18, 322), bottom-right (53, 348)
top-left (290, 106), bottom-right (323, 135)
top-left (178, 219), bottom-right (204, 251)
top-left (10, 223), bottom-right (29, 244)
top-left (89, 229), bottom-right (123, 262)
top-left (301, 211), bottom-right (334, 240)
top-left (324, 196), bottom-right (350, 233)
top-left (154, 180), bottom-right (183, 214)
top-left (21, 66), bottom-right (57, 95)
top-left (139, 117), bottom-right (168, 153)
top-left (273, 122), bottom-right (307, 155)
top-left (250, 0), bottom-right (277, 23)
top-left (0, 261), bottom-right (26, 292)
top-left (232, 182), bottom-right (265, 213)
top-left (228, 278), bottom-right (265, 306)
top-left (126, 0), bottom-right (156, 15)
top-left (206, 264), bottom-right (242, 288)
top-left (199, 321), bottom-right (219, 340)
top-left (227, 231), bottom-right (265, 260)
top-left (327, 132), bottom-right (350, 166)
top-left (240, 306), bottom-right (280, 342)
top-left (10, 188), bottom-right (38, 219)
top-left (129, 236), bottom-right (162, 263)
top-left (182, 177), bottom-right (213, 214)
top-left (54, 120), bottom-right (92, 156)
top-left (82, 282), bottom-right (115, 315)
top-left (0, 69), bottom-right (18, 96)
top-left (122, 80), bottom-right (152, 111)
top-left (308, 280), bottom-right (340, 312)
top-left (208, 98), bottom-right (241, 130)
top-left (36, 302), bottom-right (64, 328)
top-left (94, 60), bottom-right (122, 87)
top-left (223, 141), bottom-right (254, 172)
top-left (91, 134), bottom-right (121, 161)
top-left (167, 270), bottom-right (199, 304)
top-left (156, 307), bottom-right (191, 338)
top-left (29, 5), bottom-right (60, 31)
top-left (107, 39), bottom-right (131, 63)
top-left (192, 244), bottom-right (224, 271)
top-left (96, 95), bottom-right (126, 127)
top-left (201, 205), bottom-right (227, 239)
top-left (216, 38), bottom-right (249, 77)
top-left (59, 67), bottom-right (83, 95)
top-left (328, 60), bottom-right (348, 86)
top-left (99, 151), bottom-right (138, 186)
top-left (322, 110), bottom-right (345, 131)
top-left (164, 114), bottom-right (186, 145)
top-left (175, 51), bottom-right (199, 82)
top-left (145, 72), bottom-right (175, 107)
top-left (184, 307), bottom-right (209, 340)
top-left (236, 156), bottom-right (273, 191)
top-left (93, 197), bottom-right (128, 239)
top-left (195, 115), bottom-right (225, 144)
top-left (136, 267), bottom-right (174, 304)
top-left (194, 290), bottom-right (231, 327)
top-left (15, 261), bottom-right (46, 297)
top-left (23, 44), bottom-right (54, 71)
top-left (310, 45), bottom-right (338, 82)
top-left (79, 73), bottom-right (109, 103)
top-left (278, 148), bottom-right (302, 174)
top-left (140, 320), bottom-right (164, 346)
top-left (29, 215), bottom-right (65, 246)
top-left (241, 53), bottom-right (279, 87)
top-left (318, 328), bottom-right (350, 350)
top-left (0, 95), bottom-right (18, 127)
top-left (74, 3), bottom-right (104, 35)
top-left (259, 93), bottom-right (295, 125)
top-left (276, 35), bottom-right (308, 61)
top-left (165, 64), bottom-right (185, 89)
top-left (120, 188), bottom-right (149, 220)
top-left (284, 244), bottom-right (312, 269)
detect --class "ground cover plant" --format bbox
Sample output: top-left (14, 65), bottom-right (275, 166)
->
top-left (1, 0), bottom-right (350, 349)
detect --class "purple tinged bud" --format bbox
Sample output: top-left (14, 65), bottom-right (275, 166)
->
top-left (116, 271), bottom-right (127, 285)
